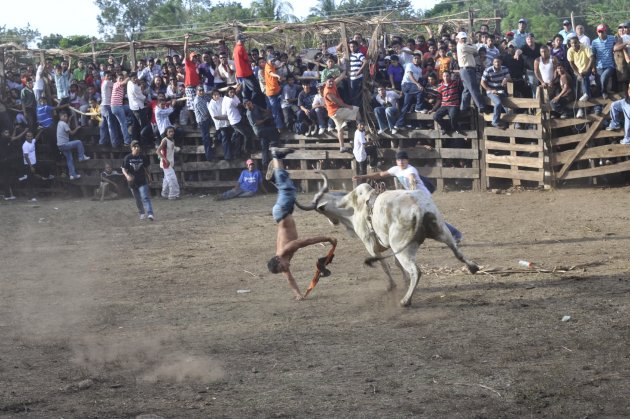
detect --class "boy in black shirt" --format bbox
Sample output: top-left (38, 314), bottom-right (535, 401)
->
top-left (122, 140), bottom-right (154, 220)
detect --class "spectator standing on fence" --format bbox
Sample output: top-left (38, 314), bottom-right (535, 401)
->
top-left (373, 85), bottom-right (400, 135)
top-left (244, 98), bottom-right (277, 168)
top-left (34, 57), bottom-right (51, 102)
top-left (198, 52), bottom-right (215, 93)
top-left (323, 74), bottom-right (357, 153)
top-left (567, 36), bottom-right (594, 117)
top-left (387, 55), bottom-right (404, 90)
top-left (518, 34), bottom-right (542, 98)
top-left (217, 52), bottom-right (236, 86)
top-left (193, 86), bottom-right (213, 161)
top-left (122, 140), bottom-right (154, 221)
top-left (393, 52), bottom-right (425, 134)
top-left (348, 40), bottom-right (366, 108)
top-left (264, 53), bottom-right (285, 130)
top-left (223, 86), bottom-right (250, 156)
top-left (20, 79), bottom-right (37, 129)
top-left (111, 73), bottom-right (131, 145)
top-left (215, 158), bottom-right (266, 201)
top-left (157, 126), bottom-right (180, 199)
top-left (56, 112), bottom-right (90, 180)
top-left (208, 89), bottom-right (233, 160)
top-left (434, 71), bottom-right (465, 136)
top-left (100, 72), bottom-right (121, 147)
top-left (183, 34), bottom-right (201, 128)
top-left (234, 34), bottom-right (266, 109)
top-left (456, 32), bottom-right (486, 112)
top-left (481, 57), bottom-right (511, 129)
top-left (592, 24), bottom-right (616, 100)
top-left (559, 19), bottom-right (576, 45)
top-left (53, 61), bottom-right (72, 106)
top-left (127, 72), bottom-right (152, 146)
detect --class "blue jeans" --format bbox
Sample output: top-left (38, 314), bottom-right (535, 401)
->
top-left (374, 106), bottom-right (399, 131)
top-left (58, 140), bottom-right (87, 177)
top-left (595, 67), bottom-right (615, 96)
top-left (199, 118), bottom-right (213, 161)
top-left (445, 222), bottom-right (462, 241)
top-left (237, 75), bottom-right (266, 109)
top-left (256, 126), bottom-right (279, 168)
top-left (267, 94), bottom-right (285, 129)
top-left (576, 74), bottom-right (591, 99)
top-left (349, 77), bottom-right (363, 107)
top-left (130, 184), bottom-right (153, 216)
top-left (111, 105), bottom-right (131, 144)
top-left (609, 98), bottom-right (630, 143)
top-left (395, 82), bottom-right (424, 128)
top-left (220, 187), bottom-right (256, 200)
top-left (272, 168), bottom-right (296, 222)
top-left (459, 67), bottom-right (485, 110)
top-left (433, 106), bottom-right (461, 132)
top-left (99, 105), bottom-right (121, 147)
top-left (216, 127), bottom-right (232, 160)
top-left (487, 92), bottom-right (506, 125)
top-left (525, 69), bottom-right (539, 98)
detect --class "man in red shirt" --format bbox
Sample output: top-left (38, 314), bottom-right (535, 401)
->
top-left (323, 74), bottom-right (357, 153)
top-left (233, 33), bottom-right (266, 109)
top-left (183, 33), bottom-right (201, 127)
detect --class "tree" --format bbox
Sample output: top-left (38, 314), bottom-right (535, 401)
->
top-left (0, 24), bottom-right (41, 47)
top-left (38, 34), bottom-right (64, 50)
top-left (95, 0), bottom-right (166, 40)
top-left (250, 0), bottom-right (297, 22)
top-left (309, 0), bottom-right (337, 18)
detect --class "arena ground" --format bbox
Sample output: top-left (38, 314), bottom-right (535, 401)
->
top-left (1, 186), bottom-right (629, 418)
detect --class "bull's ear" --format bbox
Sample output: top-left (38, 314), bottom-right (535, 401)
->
top-left (337, 191), bottom-right (356, 210)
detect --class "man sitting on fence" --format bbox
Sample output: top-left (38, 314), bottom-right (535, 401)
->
top-left (434, 70), bottom-right (466, 137)
top-left (373, 85), bottom-right (401, 135)
top-left (56, 112), bottom-right (90, 180)
top-left (606, 84), bottom-right (630, 144)
top-left (324, 74), bottom-right (358, 153)
top-left (480, 57), bottom-right (512, 130)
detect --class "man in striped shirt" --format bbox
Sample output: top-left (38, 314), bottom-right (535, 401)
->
top-left (348, 40), bottom-right (367, 109)
top-left (433, 71), bottom-right (465, 136)
top-left (481, 57), bottom-right (511, 129)
top-left (592, 24), bottom-right (616, 100)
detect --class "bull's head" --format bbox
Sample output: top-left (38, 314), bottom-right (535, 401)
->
top-left (295, 172), bottom-right (355, 231)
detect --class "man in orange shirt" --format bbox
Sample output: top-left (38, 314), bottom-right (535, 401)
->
top-left (233, 34), bottom-right (266, 109)
top-left (323, 74), bottom-right (357, 152)
top-left (263, 54), bottom-right (285, 130)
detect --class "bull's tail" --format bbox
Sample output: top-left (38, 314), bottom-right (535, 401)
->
top-left (364, 212), bottom-right (436, 267)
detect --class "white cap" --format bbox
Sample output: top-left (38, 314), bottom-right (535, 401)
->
top-left (456, 32), bottom-right (468, 39)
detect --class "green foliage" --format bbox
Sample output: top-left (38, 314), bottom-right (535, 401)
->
top-left (38, 34), bottom-right (64, 49)
top-left (95, 0), bottom-right (166, 40)
top-left (250, 0), bottom-right (297, 22)
top-left (0, 24), bottom-right (41, 47)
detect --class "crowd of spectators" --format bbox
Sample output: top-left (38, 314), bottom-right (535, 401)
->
top-left (1, 18), bottom-right (629, 199)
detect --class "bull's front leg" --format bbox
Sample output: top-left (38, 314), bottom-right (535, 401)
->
top-left (378, 259), bottom-right (397, 291)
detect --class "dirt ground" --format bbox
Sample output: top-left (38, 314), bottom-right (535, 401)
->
top-left (1, 186), bottom-right (629, 418)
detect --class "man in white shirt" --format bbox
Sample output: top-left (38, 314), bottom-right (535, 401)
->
top-left (99, 72), bottom-right (121, 147)
top-left (221, 86), bottom-right (250, 158)
top-left (393, 52), bottom-right (424, 133)
top-left (456, 32), bottom-right (486, 111)
top-left (208, 89), bottom-right (233, 160)
top-left (373, 86), bottom-right (401, 134)
top-left (127, 72), bottom-right (151, 146)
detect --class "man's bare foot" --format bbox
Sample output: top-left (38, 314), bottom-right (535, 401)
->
top-left (294, 294), bottom-right (304, 301)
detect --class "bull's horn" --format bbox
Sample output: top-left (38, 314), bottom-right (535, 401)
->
top-left (295, 171), bottom-right (329, 211)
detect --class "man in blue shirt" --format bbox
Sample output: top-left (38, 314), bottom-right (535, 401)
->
top-left (591, 23), bottom-right (616, 100)
top-left (512, 18), bottom-right (529, 49)
top-left (216, 159), bottom-right (266, 200)
top-left (558, 19), bottom-right (576, 45)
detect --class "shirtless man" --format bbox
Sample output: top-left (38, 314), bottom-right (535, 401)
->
top-left (266, 147), bottom-right (337, 300)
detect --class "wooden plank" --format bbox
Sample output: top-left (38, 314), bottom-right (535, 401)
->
top-left (438, 148), bottom-right (479, 159)
top-left (548, 116), bottom-right (593, 129)
top-left (485, 140), bottom-right (540, 152)
top-left (551, 144), bottom-right (630, 165)
top-left (557, 102), bottom-right (612, 178)
top-left (486, 167), bottom-right (544, 182)
top-left (391, 129), bottom-right (479, 140)
top-left (326, 151), bottom-right (356, 160)
top-left (381, 148), bottom-right (440, 159)
top-left (286, 169), bottom-right (353, 180)
top-left (482, 113), bottom-right (542, 124)
top-left (406, 111), bottom-right (473, 121)
top-left (484, 96), bottom-right (541, 109)
top-left (484, 126), bottom-right (541, 138)
top-left (441, 167), bottom-right (480, 179)
top-left (182, 160), bottom-right (249, 171)
top-left (551, 130), bottom-right (623, 146)
top-left (486, 154), bottom-right (544, 168)
top-left (250, 151), bottom-right (327, 160)
top-left (182, 180), bottom-right (236, 188)
top-left (561, 159), bottom-right (630, 180)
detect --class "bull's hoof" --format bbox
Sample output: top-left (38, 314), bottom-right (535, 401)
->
top-left (400, 298), bottom-right (412, 307)
top-left (468, 263), bottom-right (479, 274)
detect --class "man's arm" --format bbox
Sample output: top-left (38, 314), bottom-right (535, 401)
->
top-left (280, 236), bottom-right (337, 256)
top-left (353, 170), bottom-right (391, 182)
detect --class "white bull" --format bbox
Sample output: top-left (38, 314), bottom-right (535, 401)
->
top-left (296, 173), bottom-right (479, 307)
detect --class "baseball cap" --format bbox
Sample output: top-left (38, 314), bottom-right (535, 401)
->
top-left (566, 33), bottom-right (577, 40)
top-left (518, 18), bottom-right (527, 24)
top-left (563, 19), bottom-right (570, 25)
top-left (456, 31), bottom-right (468, 39)
top-left (596, 24), bottom-right (607, 32)
top-left (395, 150), bottom-right (409, 160)
top-left (506, 31), bottom-right (514, 36)
top-left (246, 159), bottom-right (254, 166)
top-left (130, 140), bottom-right (140, 148)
